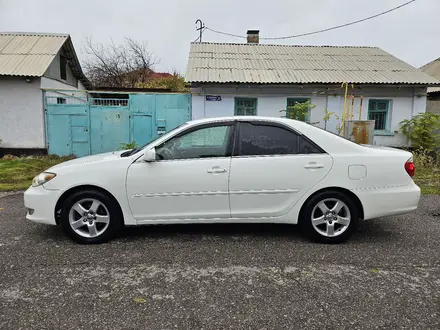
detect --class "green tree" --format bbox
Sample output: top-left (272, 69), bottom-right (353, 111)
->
top-left (139, 72), bottom-right (189, 92)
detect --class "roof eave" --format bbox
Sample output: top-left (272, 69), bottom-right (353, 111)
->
top-left (187, 81), bottom-right (440, 86)
top-left (62, 36), bottom-right (91, 89)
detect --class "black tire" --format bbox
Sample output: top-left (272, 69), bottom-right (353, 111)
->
top-left (60, 189), bottom-right (123, 244)
top-left (300, 190), bottom-right (359, 244)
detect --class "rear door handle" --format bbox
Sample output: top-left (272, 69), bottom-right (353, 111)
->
top-left (304, 162), bottom-right (324, 169)
top-left (207, 166), bottom-right (227, 174)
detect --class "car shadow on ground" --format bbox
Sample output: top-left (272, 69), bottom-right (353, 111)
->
top-left (34, 218), bottom-right (396, 245)
top-left (114, 219), bottom-right (396, 243)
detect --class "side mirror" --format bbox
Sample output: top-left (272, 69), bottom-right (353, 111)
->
top-left (142, 148), bottom-right (156, 162)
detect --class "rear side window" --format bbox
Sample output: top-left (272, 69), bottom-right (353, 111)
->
top-left (236, 122), bottom-right (325, 156)
top-left (237, 122), bottom-right (299, 156)
top-left (299, 136), bottom-right (323, 154)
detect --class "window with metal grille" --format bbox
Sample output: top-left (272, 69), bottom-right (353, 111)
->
top-left (235, 98), bottom-right (257, 116)
top-left (368, 100), bottom-right (390, 131)
top-left (57, 97), bottom-right (66, 104)
top-left (286, 98), bottom-right (310, 121)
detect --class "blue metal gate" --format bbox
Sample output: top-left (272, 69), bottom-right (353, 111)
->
top-left (45, 96), bottom-right (90, 156)
top-left (45, 92), bottom-right (191, 157)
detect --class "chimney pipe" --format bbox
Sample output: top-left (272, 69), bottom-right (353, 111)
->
top-left (247, 30), bottom-right (259, 44)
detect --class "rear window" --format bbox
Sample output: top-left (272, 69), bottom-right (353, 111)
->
top-left (306, 124), bottom-right (362, 146)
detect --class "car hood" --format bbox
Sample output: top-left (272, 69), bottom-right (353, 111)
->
top-left (48, 150), bottom-right (128, 171)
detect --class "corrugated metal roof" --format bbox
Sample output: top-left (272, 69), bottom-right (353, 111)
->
top-left (421, 57), bottom-right (440, 93)
top-left (428, 87), bottom-right (440, 93)
top-left (421, 57), bottom-right (440, 78)
top-left (186, 43), bottom-right (440, 85)
top-left (0, 32), bottom-right (91, 88)
top-left (0, 32), bottom-right (68, 76)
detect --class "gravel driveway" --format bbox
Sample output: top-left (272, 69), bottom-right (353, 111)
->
top-left (0, 193), bottom-right (439, 329)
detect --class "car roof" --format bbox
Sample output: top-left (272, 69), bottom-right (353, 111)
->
top-left (187, 116), bottom-right (303, 127)
top-left (186, 116), bottom-right (365, 154)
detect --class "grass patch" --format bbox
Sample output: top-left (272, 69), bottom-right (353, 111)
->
top-left (413, 149), bottom-right (440, 195)
top-left (414, 168), bottom-right (440, 195)
top-left (0, 151), bottom-right (439, 195)
top-left (0, 155), bottom-right (73, 192)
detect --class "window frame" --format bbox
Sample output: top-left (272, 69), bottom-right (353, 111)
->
top-left (232, 120), bottom-right (326, 157)
top-left (368, 99), bottom-right (392, 134)
top-left (234, 97), bottom-right (258, 116)
top-left (286, 97), bottom-right (311, 122)
top-left (154, 121), bottom-right (236, 161)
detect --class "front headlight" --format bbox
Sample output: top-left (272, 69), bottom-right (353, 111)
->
top-left (31, 172), bottom-right (57, 187)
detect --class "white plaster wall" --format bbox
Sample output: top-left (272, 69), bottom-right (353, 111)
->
top-left (191, 85), bottom-right (427, 147)
top-left (78, 80), bottom-right (86, 92)
top-left (0, 77), bottom-right (45, 148)
top-left (41, 77), bottom-right (87, 98)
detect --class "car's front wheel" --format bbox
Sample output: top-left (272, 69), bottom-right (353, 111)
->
top-left (60, 189), bottom-right (123, 244)
top-left (301, 191), bottom-right (359, 244)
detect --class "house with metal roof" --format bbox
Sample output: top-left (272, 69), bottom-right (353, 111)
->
top-left (420, 57), bottom-right (440, 115)
top-left (185, 30), bottom-right (440, 146)
top-left (0, 32), bottom-right (90, 152)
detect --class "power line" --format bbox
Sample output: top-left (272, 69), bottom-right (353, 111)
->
top-left (205, 27), bottom-right (246, 39)
top-left (204, 0), bottom-right (416, 41)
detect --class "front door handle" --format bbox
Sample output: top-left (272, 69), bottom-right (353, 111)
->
top-left (207, 166), bottom-right (227, 174)
top-left (304, 162), bottom-right (324, 170)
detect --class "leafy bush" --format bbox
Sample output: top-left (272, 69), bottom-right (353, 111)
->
top-left (322, 107), bottom-right (339, 130)
top-left (120, 141), bottom-right (137, 150)
top-left (399, 113), bottom-right (440, 151)
top-left (280, 101), bottom-right (316, 122)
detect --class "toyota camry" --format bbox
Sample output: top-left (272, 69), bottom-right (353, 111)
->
top-left (24, 116), bottom-right (421, 244)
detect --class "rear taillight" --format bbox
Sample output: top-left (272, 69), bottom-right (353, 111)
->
top-left (405, 159), bottom-right (415, 177)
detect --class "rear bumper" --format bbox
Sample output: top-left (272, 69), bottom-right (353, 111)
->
top-left (24, 185), bottom-right (60, 225)
top-left (355, 182), bottom-right (421, 220)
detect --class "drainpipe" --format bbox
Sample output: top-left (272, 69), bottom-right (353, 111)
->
top-left (411, 87), bottom-right (416, 117)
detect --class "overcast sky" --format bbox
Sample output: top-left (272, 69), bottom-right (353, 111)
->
top-left (0, 0), bottom-right (439, 73)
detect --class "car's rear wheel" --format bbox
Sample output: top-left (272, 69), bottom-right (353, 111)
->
top-left (60, 189), bottom-right (122, 244)
top-left (301, 190), bottom-right (359, 244)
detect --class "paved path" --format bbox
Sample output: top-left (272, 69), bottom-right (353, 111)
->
top-left (0, 194), bottom-right (439, 329)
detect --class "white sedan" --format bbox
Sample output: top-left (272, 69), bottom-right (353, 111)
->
top-left (24, 116), bottom-right (421, 244)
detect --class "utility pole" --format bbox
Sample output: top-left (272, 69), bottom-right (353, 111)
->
top-left (195, 19), bottom-right (205, 43)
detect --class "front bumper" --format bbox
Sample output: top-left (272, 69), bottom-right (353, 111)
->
top-left (24, 185), bottom-right (60, 225)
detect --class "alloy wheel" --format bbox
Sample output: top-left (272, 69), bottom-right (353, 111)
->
top-left (68, 198), bottom-right (110, 238)
top-left (311, 198), bottom-right (351, 238)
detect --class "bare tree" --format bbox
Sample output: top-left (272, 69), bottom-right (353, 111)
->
top-left (82, 37), bottom-right (158, 88)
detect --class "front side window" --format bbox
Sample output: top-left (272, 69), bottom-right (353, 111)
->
top-left (156, 124), bottom-right (232, 160)
top-left (235, 98), bottom-right (257, 116)
top-left (237, 122), bottom-right (299, 156)
top-left (368, 100), bottom-right (390, 131)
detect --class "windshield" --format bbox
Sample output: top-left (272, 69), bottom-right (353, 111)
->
top-left (121, 123), bottom-right (189, 157)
